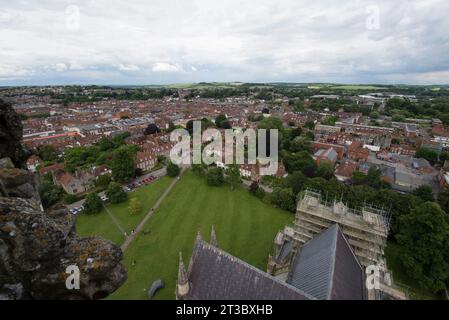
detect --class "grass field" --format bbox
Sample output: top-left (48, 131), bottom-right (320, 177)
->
top-left (385, 242), bottom-right (439, 300)
top-left (76, 177), bottom-right (173, 245)
top-left (108, 171), bottom-right (294, 300)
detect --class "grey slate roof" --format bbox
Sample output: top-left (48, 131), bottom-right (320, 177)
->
top-left (185, 239), bottom-right (314, 300)
top-left (287, 224), bottom-right (365, 300)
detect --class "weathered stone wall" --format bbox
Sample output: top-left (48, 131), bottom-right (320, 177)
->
top-left (0, 98), bottom-right (127, 299)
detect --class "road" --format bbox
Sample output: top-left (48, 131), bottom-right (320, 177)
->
top-left (120, 169), bottom-right (184, 252)
top-left (67, 167), bottom-right (167, 210)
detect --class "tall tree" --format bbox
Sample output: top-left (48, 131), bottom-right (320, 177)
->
top-left (83, 193), bottom-right (103, 214)
top-left (397, 202), bottom-right (449, 293)
top-left (225, 164), bottom-right (241, 191)
top-left (412, 185), bottom-right (434, 202)
top-left (106, 182), bottom-right (127, 204)
top-left (167, 162), bottom-right (181, 177)
top-left (111, 145), bottom-right (136, 183)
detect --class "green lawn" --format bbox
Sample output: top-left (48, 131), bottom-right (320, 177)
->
top-left (385, 242), bottom-right (439, 300)
top-left (109, 171), bottom-right (294, 300)
top-left (76, 177), bottom-right (173, 245)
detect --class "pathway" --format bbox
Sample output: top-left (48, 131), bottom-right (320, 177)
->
top-left (120, 170), bottom-right (184, 252)
top-left (103, 203), bottom-right (127, 236)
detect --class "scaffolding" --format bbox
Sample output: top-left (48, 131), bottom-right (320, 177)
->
top-left (293, 189), bottom-right (391, 268)
top-left (267, 189), bottom-right (406, 300)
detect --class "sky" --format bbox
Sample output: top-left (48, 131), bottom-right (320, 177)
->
top-left (1, 0), bottom-right (449, 86)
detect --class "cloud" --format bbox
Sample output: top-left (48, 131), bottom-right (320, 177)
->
top-left (118, 63), bottom-right (140, 71)
top-left (152, 62), bottom-right (183, 73)
top-left (54, 63), bottom-right (68, 72)
top-left (0, 0), bottom-right (448, 85)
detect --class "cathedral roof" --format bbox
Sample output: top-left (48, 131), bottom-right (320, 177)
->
top-left (287, 224), bottom-right (365, 300)
top-left (184, 239), bottom-right (314, 300)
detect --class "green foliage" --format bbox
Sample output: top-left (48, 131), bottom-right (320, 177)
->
top-left (64, 133), bottom-right (131, 172)
top-left (289, 135), bottom-right (311, 153)
top-left (316, 161), bottom-right (335, 179)
top-left (167, 162), bottom-right (181, 177)
top-left (111, 145), bottom-right (137, 183)
top-left (83, 193), bottom-right (103, 214)
top-left (39, 144), bottom-right (58, 162)
top-left (438, 188), bottom-right (449, 213)
top-left (270, 187), bottom-right (296, 212)
top-left (283, 151), bottom-right (317, 177)
top-left (257, 117), bottom-right (283, 130)
top-left (106, 182), bottom-right (128, 204)
top-left (225, 164), bottom-right (241, 191)
top-left (321, 116), bottom-right (338, 126)
top-left (38, 177), bottom-right (63, 208)
top-left (397, 202), bottom-right (449, 293)
top-left (128, 197), bottom-right (142, 215)
top-left (304, 120), bottom-right (315, 130)
top-left (412, 185), bottom-right (434, 202)
top-left (247, 113), bottom-right (264, 122)
top-left (352, 171), bottom-right (367, 185)
top-left (206, 167), bottom-right (224, 186)
top-left (415, 147), bottom-right (439, 163)
top-left (95, 174), bottom-right (112, 188)
top-left (284, 171), bottom-right (307, 194)
top-left (63, 193), bottom-right (80, 205)
top-left (215, 114), bottom-right (231, 129)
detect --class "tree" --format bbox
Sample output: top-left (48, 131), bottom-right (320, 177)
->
top-left (111, 145), bottom-right (136, 183)
top-left (352, 171), bottom-right (366, 185)
top-left (321, 116), bottom-right (337, 126)
top-left (415, 147), bottom-right (439, 163)
top-left (366, 167), bottom-right (382, 189)
top-left (285, 171), bottom-right (306, 194)
top-left (83, 193), bottom-right (103, 214)
top-left (397, 202), bottom-right (449, 293)
top-left (144, 123), bottom-right (161, 135)
top-left (206, 167), bottom-right (224, 186)
top-left (304, 120), bottom-right (315, 130)
top-left (166, 121), bottom-right (176, 132)
top-left (128, 197), bottom-right (142, 215)
top-left (257, 117), bottom-right (283, 130)
top-left (412, 185), bottom-right (434, 202)
top-left (249, 181), bottom-right (265, 199)
top-left (39, 144), bottom-right (57, 162)
top-left (289, 136), bottom-right (311, 152)
top-left (438, 188), bottom-right (449, 213)
top-left (283, 151), bottom-right (317, 177)
top-left (38, 179), bottom-right (63, 208)
top-left (270, 187), bottom-right (296, 212)
top-left (157, 155), bottom-right (167, 164)
top-left (316, 161), bottom-right (335, 180)
top-left (63, 193), bottom-right (79, 205)
top-left (225, 164), bottom-right (241, 191)
top-left (192, 163), bottom-right (207, 176)
top-left (167, 162), bottom-right (180, 177)
top-left (95, 174), bottom-right (112, 188)
top-left (106, 182), bottom-right (127, 204)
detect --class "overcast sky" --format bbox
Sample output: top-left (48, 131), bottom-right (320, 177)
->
top-left (1, 0), bottom-right (448, 85)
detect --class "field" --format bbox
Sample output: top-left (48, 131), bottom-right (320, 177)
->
top-left (76, 177), bottom-right (173, 245)
top-left (107, 171), bottom-right (294, 300)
